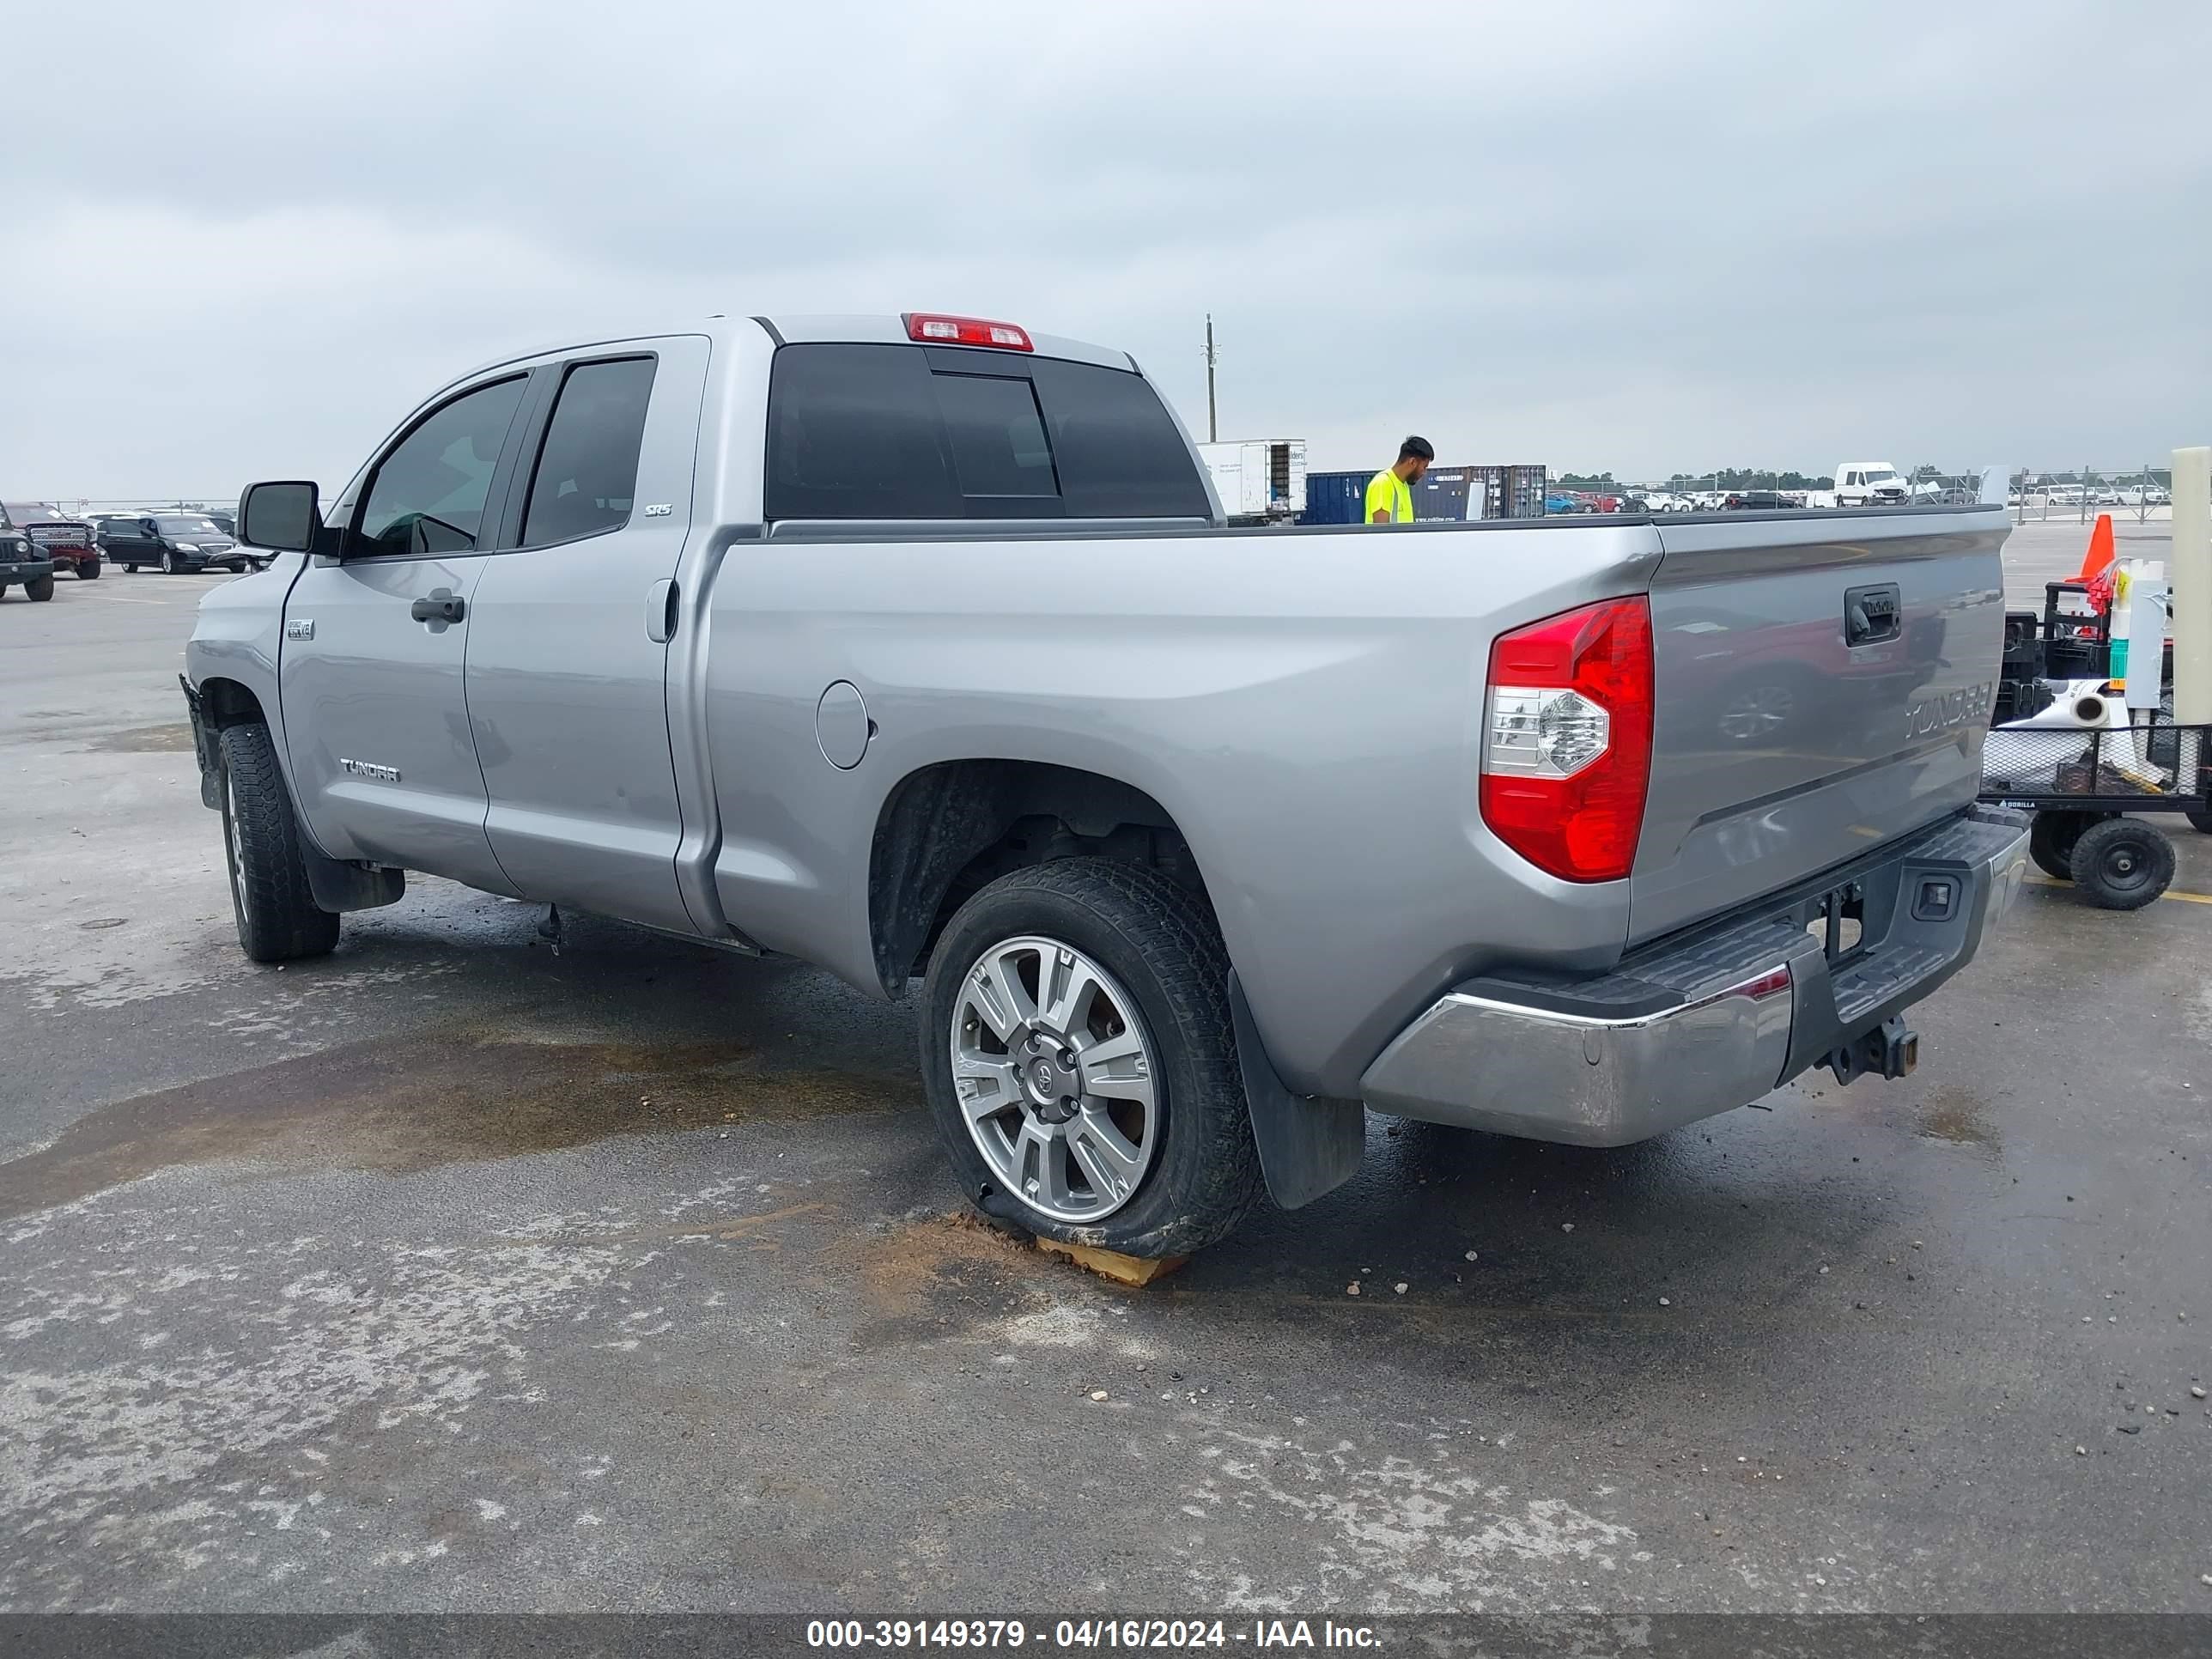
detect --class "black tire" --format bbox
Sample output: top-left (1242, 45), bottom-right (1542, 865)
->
top-left (25, 574), bottom-right (55, 602)
top-left (2187, 807), bottom-right (2212, 836)
top-left (920, 858), bottom-right (1262, 1258)
top-left (2027, 810), bottom-right (2101, 880)
top-left (2068, 817), bottom-right (2174, 911)
top-left (216, 721), bottom-right (340, 962)
top-left (159, 550), bottom-right (179, 574)
top-left (77, 557), bottom-right (101, 580)
top-left (123, 562), bottom-right (138, 574)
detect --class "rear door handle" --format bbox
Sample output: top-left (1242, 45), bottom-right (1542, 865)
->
top-left (646, 577), bottom-right (678, 643)
top-left (410, 592), bottom-right (466, 625)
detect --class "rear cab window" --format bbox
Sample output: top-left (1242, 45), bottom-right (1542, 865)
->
top-left (764, 343), bottom-right (1207, 523)
top-left (521, 356), bottom-right (658, 545)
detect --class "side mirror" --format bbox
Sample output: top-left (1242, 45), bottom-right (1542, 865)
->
top-left (239, 481), bottom-right (323, 552)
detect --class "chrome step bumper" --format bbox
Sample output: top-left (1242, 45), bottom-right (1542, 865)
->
top-left (1358, 806), bottom-right (2029, 1146)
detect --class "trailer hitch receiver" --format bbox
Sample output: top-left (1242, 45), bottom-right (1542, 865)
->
top-left (1826, 1016), bottom-right (1918, 1085)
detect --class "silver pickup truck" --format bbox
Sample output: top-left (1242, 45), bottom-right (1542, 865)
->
top-left (185, 312), bottom-right (2029, 1256)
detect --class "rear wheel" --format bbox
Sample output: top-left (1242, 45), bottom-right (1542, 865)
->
top-left (2069, 817), bottom-right (2174, 910)
top-left (2187, 807), bottom-right (2212, 836)
top-left (2027, 810), bottom-right (2101, 879)
top-left (920, 858), bottom-right (1261, 1259)
top-left (77, 557), bottom-right (101, 580)
top-left (124, 562), bottom-right (139, 573)
top-left (217, 721), bottom-right (340, 962)
top-left (25, 574), bottom-right (54, 602)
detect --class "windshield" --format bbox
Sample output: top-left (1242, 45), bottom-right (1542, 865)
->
top-left (1866, 469), bottom-right (1899, 483)
top-left (156, 516), bottom-right (222, 535)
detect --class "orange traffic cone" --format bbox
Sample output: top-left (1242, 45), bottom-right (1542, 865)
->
top-left (2074, 514), bottom-right (2116, 582)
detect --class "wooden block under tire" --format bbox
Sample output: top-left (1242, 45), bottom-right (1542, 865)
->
top-left (1036, 1237), bottom-right (1189, 1286)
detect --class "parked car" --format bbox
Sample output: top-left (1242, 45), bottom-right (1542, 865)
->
top-left (94, 513), bottom-right (256, 574)
top-left (1725, 490), bottom-right (1800, 511)
top-left (1833, 462), bottom-right (1909, 507)
top-left (0, 530), bottom-right (57, 601)
top-left (185, 310), bottom-right (2028, 1258)
top-left (0, 501), bottom-right (102, 579)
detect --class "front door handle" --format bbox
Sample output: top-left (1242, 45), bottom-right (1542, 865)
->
top-left (410, 592), bottom-right (466, 625)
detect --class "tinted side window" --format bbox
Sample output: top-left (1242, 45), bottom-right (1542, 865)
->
top-left (521, 356), bottom-right (657, 544)
top-left (1029, 359), bottom-right (1210, 519)
top-left (356, 375), bottom-right (527, 556)
top-left (933, 374), bottom-right (1058, 501)
top-left (766, 344), bottom-right (960, 521)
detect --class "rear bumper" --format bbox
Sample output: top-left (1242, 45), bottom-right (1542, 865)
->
top-left (1359, 805), bottom-right (2029, 1146)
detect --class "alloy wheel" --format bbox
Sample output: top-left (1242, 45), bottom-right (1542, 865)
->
top-left (949, 935), bottom-right (1160, 1223)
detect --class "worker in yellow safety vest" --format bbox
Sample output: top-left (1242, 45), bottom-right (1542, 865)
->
top-left (1366, 436), bottom-right (1434, 524)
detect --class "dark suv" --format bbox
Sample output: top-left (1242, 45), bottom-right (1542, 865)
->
top-left (94, 513), bottom-right (256, 574)
top-left (1723, 490), bottom-right (1800, 512)
top-left (0, 528), bottom-right (56, 600)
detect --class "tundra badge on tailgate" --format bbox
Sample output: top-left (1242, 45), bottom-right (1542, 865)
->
top-left (1905, 684), bottom-right (1993, 738)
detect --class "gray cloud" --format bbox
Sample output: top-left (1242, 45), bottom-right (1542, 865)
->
top-left (5, 0), bottom-right (2207, 497)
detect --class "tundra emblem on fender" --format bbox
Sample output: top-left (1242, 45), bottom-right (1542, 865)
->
top-left (338, 758), bottom-right (401, 782)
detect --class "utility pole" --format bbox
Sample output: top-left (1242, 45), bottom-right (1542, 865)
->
top-left (1203, 314), bottom-right (1218, 444)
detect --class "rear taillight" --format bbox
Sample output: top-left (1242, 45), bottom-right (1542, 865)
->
top-left (902, 312), bottom-right (1034, 351)
top-left (1480, 595), bottom-right (1654, 883)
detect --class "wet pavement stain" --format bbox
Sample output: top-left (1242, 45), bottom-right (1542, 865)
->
top-left (1915, 1084), bottom-right (2001, 1152)
top-left (821, 1212), bottom-right (1040, 1340)
top-left (0, 1030), bottom-right (915, 1221)
top-left (78, 722), bottom-right (197, 753)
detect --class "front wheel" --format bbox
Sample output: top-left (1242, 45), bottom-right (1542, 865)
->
top-left (216, 721), bottom-right (340, 961)
top-left (2069, 817), bottom-right (2174, 910)
top-left (159, 550), bottom-right (179, 574)
top-left (2186, 806), bottom-right (2212, 836)
top-left (920, 859), bottom-right (1262, 1259)
top-left (77, 558), bottom-right (100, 580)
top-left (25, 574), bottom-right (55, 602)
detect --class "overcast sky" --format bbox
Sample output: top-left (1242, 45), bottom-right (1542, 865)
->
top-left (6, 0), bottom-right (2207, 498)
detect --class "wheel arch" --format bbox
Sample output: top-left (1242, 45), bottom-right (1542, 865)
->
top-left (196, 675), bottom-right (269, 731)
top-left (867, 758), bottom-right (1216, 995)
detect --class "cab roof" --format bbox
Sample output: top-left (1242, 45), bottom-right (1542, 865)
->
top-left (458, 313), bottom-right (1138, 387)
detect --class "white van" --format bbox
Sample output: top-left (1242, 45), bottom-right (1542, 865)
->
top-left (1834, 462), bottom-right (1908, 508)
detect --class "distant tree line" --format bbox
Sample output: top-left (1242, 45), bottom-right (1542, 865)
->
top-left (1555, 466), bottom-right (2177, 492)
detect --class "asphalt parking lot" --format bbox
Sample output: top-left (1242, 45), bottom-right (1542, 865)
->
top-left (2, 561), bottom-right (2208, 1615)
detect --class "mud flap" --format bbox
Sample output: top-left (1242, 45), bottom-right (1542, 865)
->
top-left (301, 850), bottom-right (406, 914)
top-left (179, 675), bottom-right (223, 810)
top-left (1229, 969), bottom-right (1364, 1210)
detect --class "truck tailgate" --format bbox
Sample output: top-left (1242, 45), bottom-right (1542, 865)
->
top-left (1630, 508), bottom-right (2008, 945)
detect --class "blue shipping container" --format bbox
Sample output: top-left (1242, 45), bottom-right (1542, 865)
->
top-left (1301, 471), bottom-right (1370, 526)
